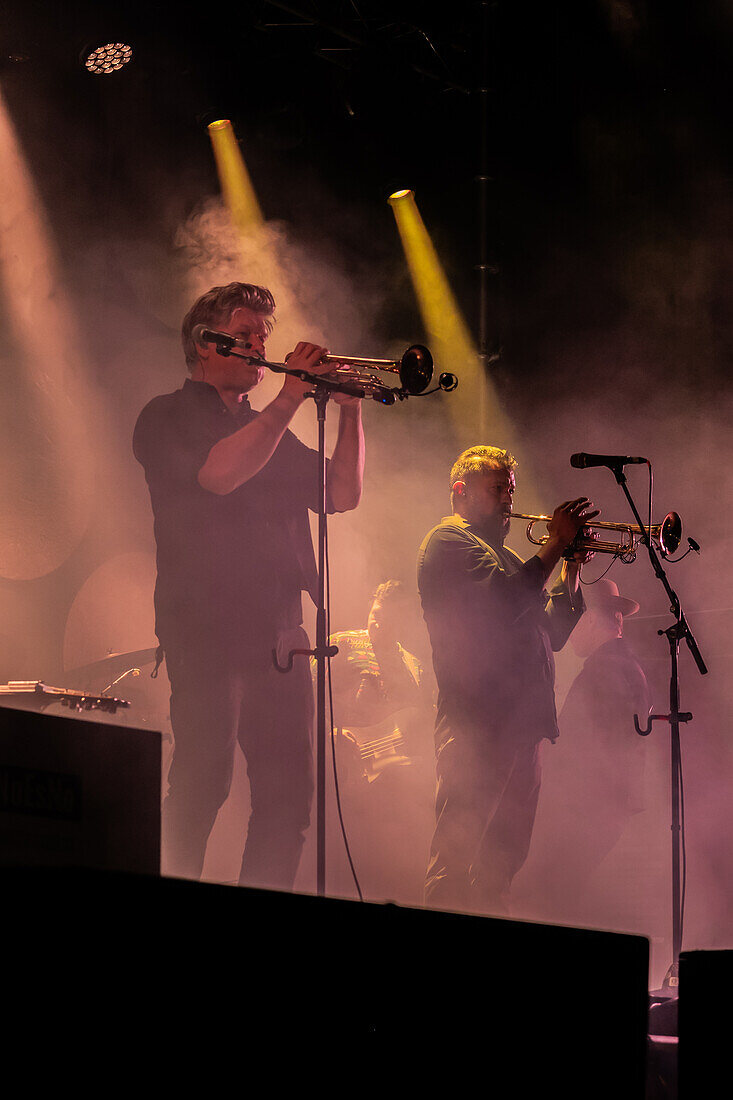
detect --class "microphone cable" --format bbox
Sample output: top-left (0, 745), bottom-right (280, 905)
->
top-left (324, 510), bottom-right (364, 902)
top-left (677, 736), bottom-right (687, 954)
top-left (578, 551), bottom-right (623, 588)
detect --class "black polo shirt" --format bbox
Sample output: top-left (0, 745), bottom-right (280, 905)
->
top-left (133, 379), bottom-right (327, 656)
top-left (417, 514), bottom-right (585, 742)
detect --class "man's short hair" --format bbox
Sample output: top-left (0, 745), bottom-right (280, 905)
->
top-left (181, 282), bottom-right (276, 370)
top-left (372, 579), bottom-right (407, 605)
top-left (449, 445), bottom-right (518, 491)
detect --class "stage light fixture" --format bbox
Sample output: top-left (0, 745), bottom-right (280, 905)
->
top-left (84, 43), bottom-right (133, 75)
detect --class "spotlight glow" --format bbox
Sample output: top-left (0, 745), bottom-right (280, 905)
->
top-left (85, 43), bottom-right (133, 75)
top-left (0, 88), bottom-right (120, 576)
top-left (388, 187), bottom-right (509, 443)
top-left (207, 118), bottom-right (264, 231)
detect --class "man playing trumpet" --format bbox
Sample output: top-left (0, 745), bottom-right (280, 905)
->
top-left (417, 445), bottom-right (597, 916)
top-left (133, 281), bottom-right (364, 888)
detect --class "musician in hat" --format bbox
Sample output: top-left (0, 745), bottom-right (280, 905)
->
top-left (519, 576), bottom-right (652, 923)
top-left (563, 574), bottom-right (651, 804)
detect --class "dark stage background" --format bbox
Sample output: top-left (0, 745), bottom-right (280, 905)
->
top-left (1, 1), bottom-right (732, 990)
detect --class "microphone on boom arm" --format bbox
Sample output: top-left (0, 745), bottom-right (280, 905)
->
top-left (570, 452), bottom-right (647, 470)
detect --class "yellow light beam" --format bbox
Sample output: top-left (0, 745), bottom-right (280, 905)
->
top-left (201, 118), bottom-right (321, 424)
top-left (388, 188), bottom-right (513, 446)
top-left (207, 119), bottom-right (264, 232)
top-left (0, 88), bottom-right (107, 577)
top-left (389, 188), bottom-right (542, 512)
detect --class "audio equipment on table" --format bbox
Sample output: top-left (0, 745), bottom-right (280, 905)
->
top-left (0, 681), bottom-right (131, 713)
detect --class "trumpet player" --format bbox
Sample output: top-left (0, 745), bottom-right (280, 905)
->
top-left (417, 444), bottom-right (598, 917)
top-left (133, 281), bottom-right (364, 887)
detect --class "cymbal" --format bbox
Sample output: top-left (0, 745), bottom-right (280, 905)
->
top-left (65, 647), bottom-right (159, 683)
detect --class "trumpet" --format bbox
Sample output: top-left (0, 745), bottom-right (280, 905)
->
top-left (321, 344), bottom-right (437, 400)
top-left (191, 326), bottom-right (458, 403)
top-left (510, 511), bottom-right (683, 562)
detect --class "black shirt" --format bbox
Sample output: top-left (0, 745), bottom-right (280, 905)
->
top-left (133, 379), bottom-right (327, 656)
top-left (417, 514), bottom-right (585, 742)
top-left (559, 636), bottom-right (650, 812)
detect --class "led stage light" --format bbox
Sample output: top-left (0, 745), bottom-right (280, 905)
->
top-left (85, 43), bottom-right (133, 75)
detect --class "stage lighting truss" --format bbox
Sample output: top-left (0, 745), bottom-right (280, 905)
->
top-left (84, 43), bottom-right (133, 75)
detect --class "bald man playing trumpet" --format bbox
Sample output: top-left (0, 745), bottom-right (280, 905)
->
top-left (417, 445), bottom-right (598, 917)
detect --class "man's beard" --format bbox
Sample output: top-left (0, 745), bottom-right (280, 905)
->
top-left (475, 513), bottom-right (507, 546)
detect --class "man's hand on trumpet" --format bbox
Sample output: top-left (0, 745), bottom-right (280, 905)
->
top-left (547, 497), bottom-right (601, 592)
top-left (277, 341), bottom-right (364, 512)
top-left (546, 497), bottom-right (600, 549)
top-left (282, 342), bottom-right (362, 407)
top-left (529, 497), bottom-right (599, 585)
top-left (281, 341), bottom-right (331, 405)
top-left (566, 526), bottom-right (599, 565)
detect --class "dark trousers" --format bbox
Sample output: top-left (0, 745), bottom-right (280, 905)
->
top-left (162, 627), bottom-right (314, 890)
top-left (425, 718), bottom-right (542, 916)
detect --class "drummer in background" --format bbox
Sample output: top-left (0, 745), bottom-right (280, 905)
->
top-left (324, 580), bottom-right (435, 905)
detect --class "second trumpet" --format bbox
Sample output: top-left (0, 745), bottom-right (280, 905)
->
top-left (510, 511), bottom-right (683, 562)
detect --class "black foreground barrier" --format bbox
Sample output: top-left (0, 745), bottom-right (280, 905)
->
top-left (679, 949), bottom-right (733, 1099)
top-left (0, 705), bottom-right (160, 875)
top-left (1, 867), bottom-right (649, 1097)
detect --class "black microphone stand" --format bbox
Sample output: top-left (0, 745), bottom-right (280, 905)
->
top-left (605, 462), bottom-right (707, 992)
top-left (214, 340), bottom-right (401, 898)
top-left (269, 365), bottom-right (410, 896)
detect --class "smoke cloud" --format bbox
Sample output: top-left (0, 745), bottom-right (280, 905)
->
top-left (0, 35), bottom-right (730, 992)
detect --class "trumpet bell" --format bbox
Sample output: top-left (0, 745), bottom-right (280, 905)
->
top-left (659, 511), bottom-right (682, 558)
top-left (400, 344), bottom-right (433, 394)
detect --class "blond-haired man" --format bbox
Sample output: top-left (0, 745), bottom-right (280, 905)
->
top-left (417, 445), bottom-right (596, 915)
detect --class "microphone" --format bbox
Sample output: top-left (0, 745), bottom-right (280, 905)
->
top-left (191, 324), bottom-right (243, 352)
top-left (570, 452), bottom-right (647, 469)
